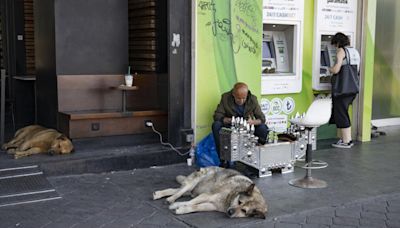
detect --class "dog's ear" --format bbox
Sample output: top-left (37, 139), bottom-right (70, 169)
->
top-left (245, 183), bottom-right (255, 195)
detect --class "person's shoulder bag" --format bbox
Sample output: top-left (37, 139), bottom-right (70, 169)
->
top-left (331, 48), bottom-right (359, 97)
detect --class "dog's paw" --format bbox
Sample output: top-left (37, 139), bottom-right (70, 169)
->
top-left (175, 175), bottom-right (186, 184)
top-left (166, 196), bottom-right (176, 204)
top-left (153, 191), bottom-right (162, 200)
top-left (169, 202), bottom-right (183, 210)
top-left (174, 206), bottom-right (189, 215)
top-left (14, 152), bottom-right (23, 159)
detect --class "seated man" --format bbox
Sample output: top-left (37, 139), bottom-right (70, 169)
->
top-left (212, 82), bottom-right (269, 164)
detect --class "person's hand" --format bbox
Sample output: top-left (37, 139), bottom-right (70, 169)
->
top-left (247, 119), bottom-right (261, 126)
top-left (321, 66), bottom-right (331, 76)
top-left (223, 117), bottom-right (231, 125)
top-left (328, 67), bottom-right (334, 75)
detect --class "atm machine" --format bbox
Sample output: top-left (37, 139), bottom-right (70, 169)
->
top-left (319, 37), bottom-right (336, 83)
top-left (261, 27), bottom-right (292, 76)
top-left (262, 31), bottom-right (290, 74)
top-left (262, 33), bottom-right (276, 74)
top-left (261, 23), bottom-right (302, 94)
top-left (312, 33), bottom-right (354, 91)
top-left (312, 0), bottom-right (358, 91)
top-left (261, 0), bottom-right (304, 95)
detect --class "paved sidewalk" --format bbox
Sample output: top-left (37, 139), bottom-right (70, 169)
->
top-left (0, 126), bottom-right (399, 227)
top-left (250, 193), bottom-right (400, 228)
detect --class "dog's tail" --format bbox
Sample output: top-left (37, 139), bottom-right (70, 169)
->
top-left (176, 175), bottom-right (186, 185)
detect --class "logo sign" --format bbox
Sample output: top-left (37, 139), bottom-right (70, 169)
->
top-left (263, 0), bottom-right (304, 21)
top-left (266, 114), bottom-right (288, 133)
top-left (260, 98), bottom-right (271, 115)
top-left (270, 98), bottom-right (282, 115)
top-left (317, 0), bottom-right (357, 32)
top-left (282, 97), bottom-right (295, 114)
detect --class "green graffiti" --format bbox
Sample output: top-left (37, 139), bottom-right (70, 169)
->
top-left (211, 0), bottom-right (237, 91)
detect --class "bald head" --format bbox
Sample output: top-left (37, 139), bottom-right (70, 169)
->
top-left (233, 82), bottom-right (248, 106)
top-left (234, 82), bottom-right (248, 92)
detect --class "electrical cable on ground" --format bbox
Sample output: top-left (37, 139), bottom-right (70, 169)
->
top-left (149, 124), bottom-right (192, 156)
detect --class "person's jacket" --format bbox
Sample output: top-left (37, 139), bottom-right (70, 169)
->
top-left (213, 90), bottom-right (266, 123)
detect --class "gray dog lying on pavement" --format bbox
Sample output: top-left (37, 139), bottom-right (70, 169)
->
top-left (153, 167), bottom-right (267, 218)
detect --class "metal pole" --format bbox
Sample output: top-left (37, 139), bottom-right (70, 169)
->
top-left (1, 69), bottom-right (6, 145)
top-left (305, 128), bottom-right (313, 178)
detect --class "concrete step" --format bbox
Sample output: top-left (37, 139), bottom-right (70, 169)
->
top-left (40, 145), bottom-right (187, 176)
top-left (0, 133), bottom-right (188, 176)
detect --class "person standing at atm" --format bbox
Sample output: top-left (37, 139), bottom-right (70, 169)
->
top-left (328, 32), bottom-right (360, 148)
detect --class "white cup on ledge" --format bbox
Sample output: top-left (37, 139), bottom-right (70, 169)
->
top-left (125, 74), bottom-right (133, 87)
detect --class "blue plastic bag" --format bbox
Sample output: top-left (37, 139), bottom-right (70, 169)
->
top-left (195, 133), bottom-right (220, 167)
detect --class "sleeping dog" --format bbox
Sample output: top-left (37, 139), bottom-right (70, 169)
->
top-left (153, 167), bottom-right (267, 218)
top-left (2, 125), bottom-right (74, 159)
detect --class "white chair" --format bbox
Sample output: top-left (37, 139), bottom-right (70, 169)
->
top-left (289, 98), bottom-right (332, 188)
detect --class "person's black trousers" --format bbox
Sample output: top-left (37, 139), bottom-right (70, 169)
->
top-left (329, 94), bottom-right (356, 128)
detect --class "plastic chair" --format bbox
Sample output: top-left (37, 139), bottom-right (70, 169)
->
top-left (289, 98), bottom-right (332, 188)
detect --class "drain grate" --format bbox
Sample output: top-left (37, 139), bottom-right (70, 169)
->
top-left (0, 165), bottom-right (41, 178)
top-left (0, 165), bottom-right (61, 207)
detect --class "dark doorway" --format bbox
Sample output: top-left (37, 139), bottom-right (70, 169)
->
top-left (3, 0), bottom-right (193, 149)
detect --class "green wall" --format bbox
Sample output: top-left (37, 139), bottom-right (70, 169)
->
top-left (194, 0), bottom-right (375, 142)
top-left (195, 0), bottom-right (263, 140)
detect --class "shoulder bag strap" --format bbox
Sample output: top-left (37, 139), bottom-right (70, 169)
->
top-left (344, 47), bottom-right (351, 65)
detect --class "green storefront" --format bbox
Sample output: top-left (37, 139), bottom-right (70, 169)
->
top-left (192, 0), bottom-right (399, 144)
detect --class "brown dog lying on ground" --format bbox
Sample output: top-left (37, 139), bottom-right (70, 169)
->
top-left (2, 125), bottom-right (74, 159)
top-left (153, 167), bottom-right (267, 218)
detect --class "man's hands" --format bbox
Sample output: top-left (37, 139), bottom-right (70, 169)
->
top-left (223, 117), bottom-right (232, 125)
top-left (247, 119), bottom-right (261, 126)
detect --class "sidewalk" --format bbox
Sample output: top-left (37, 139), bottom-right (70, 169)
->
top-left (0, 126), bottom-right (399, 228)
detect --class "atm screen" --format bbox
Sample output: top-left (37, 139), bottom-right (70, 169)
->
top-left (320, 50), bottom-right (330, 67)
top-left (262, 41), bottom-right (275, 59)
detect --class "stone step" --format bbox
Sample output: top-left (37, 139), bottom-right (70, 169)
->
top-left (0, 134), bottom-right (188, 176)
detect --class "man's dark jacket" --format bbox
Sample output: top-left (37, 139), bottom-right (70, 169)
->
top-left (213, 90), bottom-right (266, 123)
